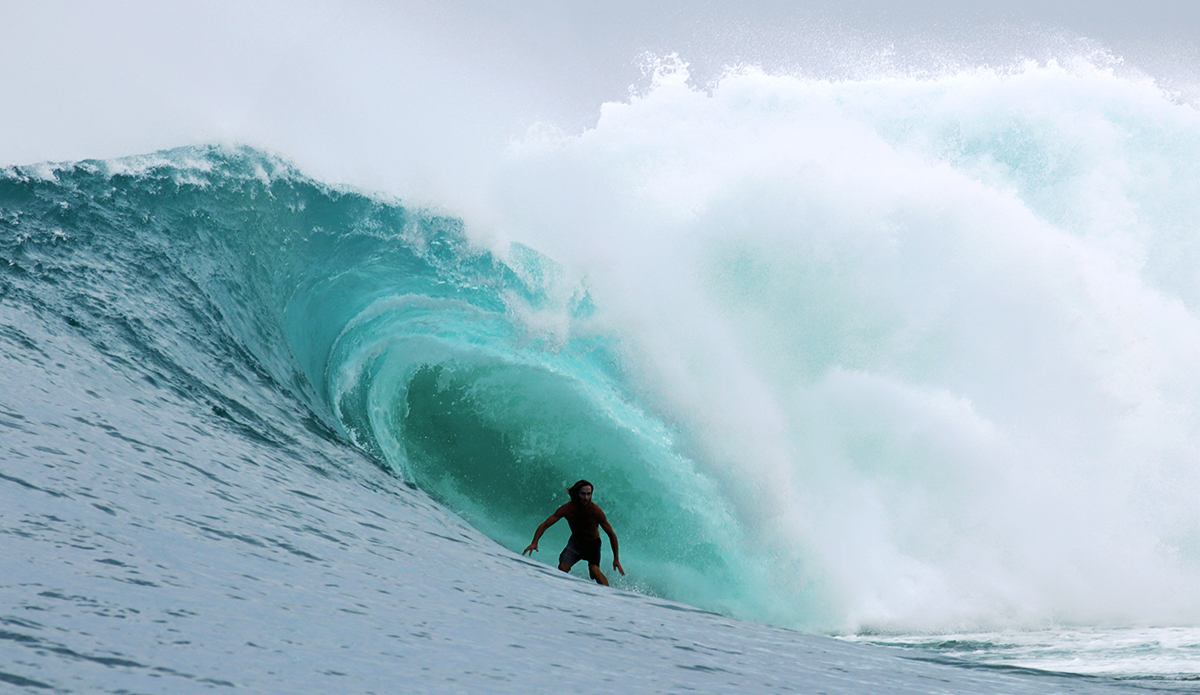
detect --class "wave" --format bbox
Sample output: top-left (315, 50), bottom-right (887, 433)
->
top-left (5, 56), bottom-right (1200, 634)
top-left (0, 145), bottom-right (787, 625)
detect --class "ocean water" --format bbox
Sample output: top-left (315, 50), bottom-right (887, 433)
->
top-left (3, 56), bottom-right (1200, 692)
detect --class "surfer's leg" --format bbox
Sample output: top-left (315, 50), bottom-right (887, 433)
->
top-left (559, 537), bottom-right (581, 572)
top-left (588, 563), bottom-right (609, 586)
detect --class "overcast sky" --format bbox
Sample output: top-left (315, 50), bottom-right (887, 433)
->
top-left (2, 1), bottom-right (1196, 191)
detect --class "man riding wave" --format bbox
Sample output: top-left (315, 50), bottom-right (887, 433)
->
top-left (523, 480), bottom-right (624, 585)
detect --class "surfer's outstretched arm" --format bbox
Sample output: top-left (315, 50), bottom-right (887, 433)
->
top-left (599, 512), bottom-right (625, 576)
top-left (522, 510), bottom-right (563, 556)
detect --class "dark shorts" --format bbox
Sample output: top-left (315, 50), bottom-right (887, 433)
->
top-left (559, 535), bottom-right (601, 567)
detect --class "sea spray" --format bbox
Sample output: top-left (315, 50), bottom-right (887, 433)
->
top-left (486, 58), bottom-right (1200, 631)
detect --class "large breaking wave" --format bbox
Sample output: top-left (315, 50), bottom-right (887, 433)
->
top-left (5, 57), bottom-right (1200, 634)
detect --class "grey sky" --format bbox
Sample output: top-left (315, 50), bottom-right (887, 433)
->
top-left (1, 1), bottom-right (1195, 189)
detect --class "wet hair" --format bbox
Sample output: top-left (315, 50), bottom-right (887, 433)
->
top-left (566, 479), bottom-right (594, 502)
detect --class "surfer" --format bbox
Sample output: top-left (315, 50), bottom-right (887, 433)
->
top-left (523, 480), bottom-right (625, 586)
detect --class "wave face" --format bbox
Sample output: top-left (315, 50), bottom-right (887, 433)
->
top-left (0, 145), bottom-right (764, 624)
top-left (5, 56), bottom-right (1200, 641)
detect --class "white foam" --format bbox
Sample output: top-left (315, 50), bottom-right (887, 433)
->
top-left (488, 62), bottom-right (1200, 632)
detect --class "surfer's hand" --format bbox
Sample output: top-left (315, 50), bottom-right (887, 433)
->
top-left (613, 559), bottom-right (625, 576)
top-left (523, 544), bottom-right (537, 556)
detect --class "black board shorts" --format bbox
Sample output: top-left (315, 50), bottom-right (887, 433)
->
top-left (559, 535), bottom-right (602, 567)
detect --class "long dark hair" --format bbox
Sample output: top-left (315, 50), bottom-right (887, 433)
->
top-left (566, 479), bottom-right (593, 502)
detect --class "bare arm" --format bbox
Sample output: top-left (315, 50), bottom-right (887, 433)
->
top-left (522, 510), bottom-right (563, 556)
top-left (599, 512), bottom-right (625, 576)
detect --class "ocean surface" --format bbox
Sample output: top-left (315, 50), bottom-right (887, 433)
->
top-left (4, 58), bottom-right (1200, 693)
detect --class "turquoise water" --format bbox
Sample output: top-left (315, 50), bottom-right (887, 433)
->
top-left (4, 58), bottom-right (1200, 691)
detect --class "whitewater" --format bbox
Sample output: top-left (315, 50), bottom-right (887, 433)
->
top-left (6, 6), bottom-right (1200, 692)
